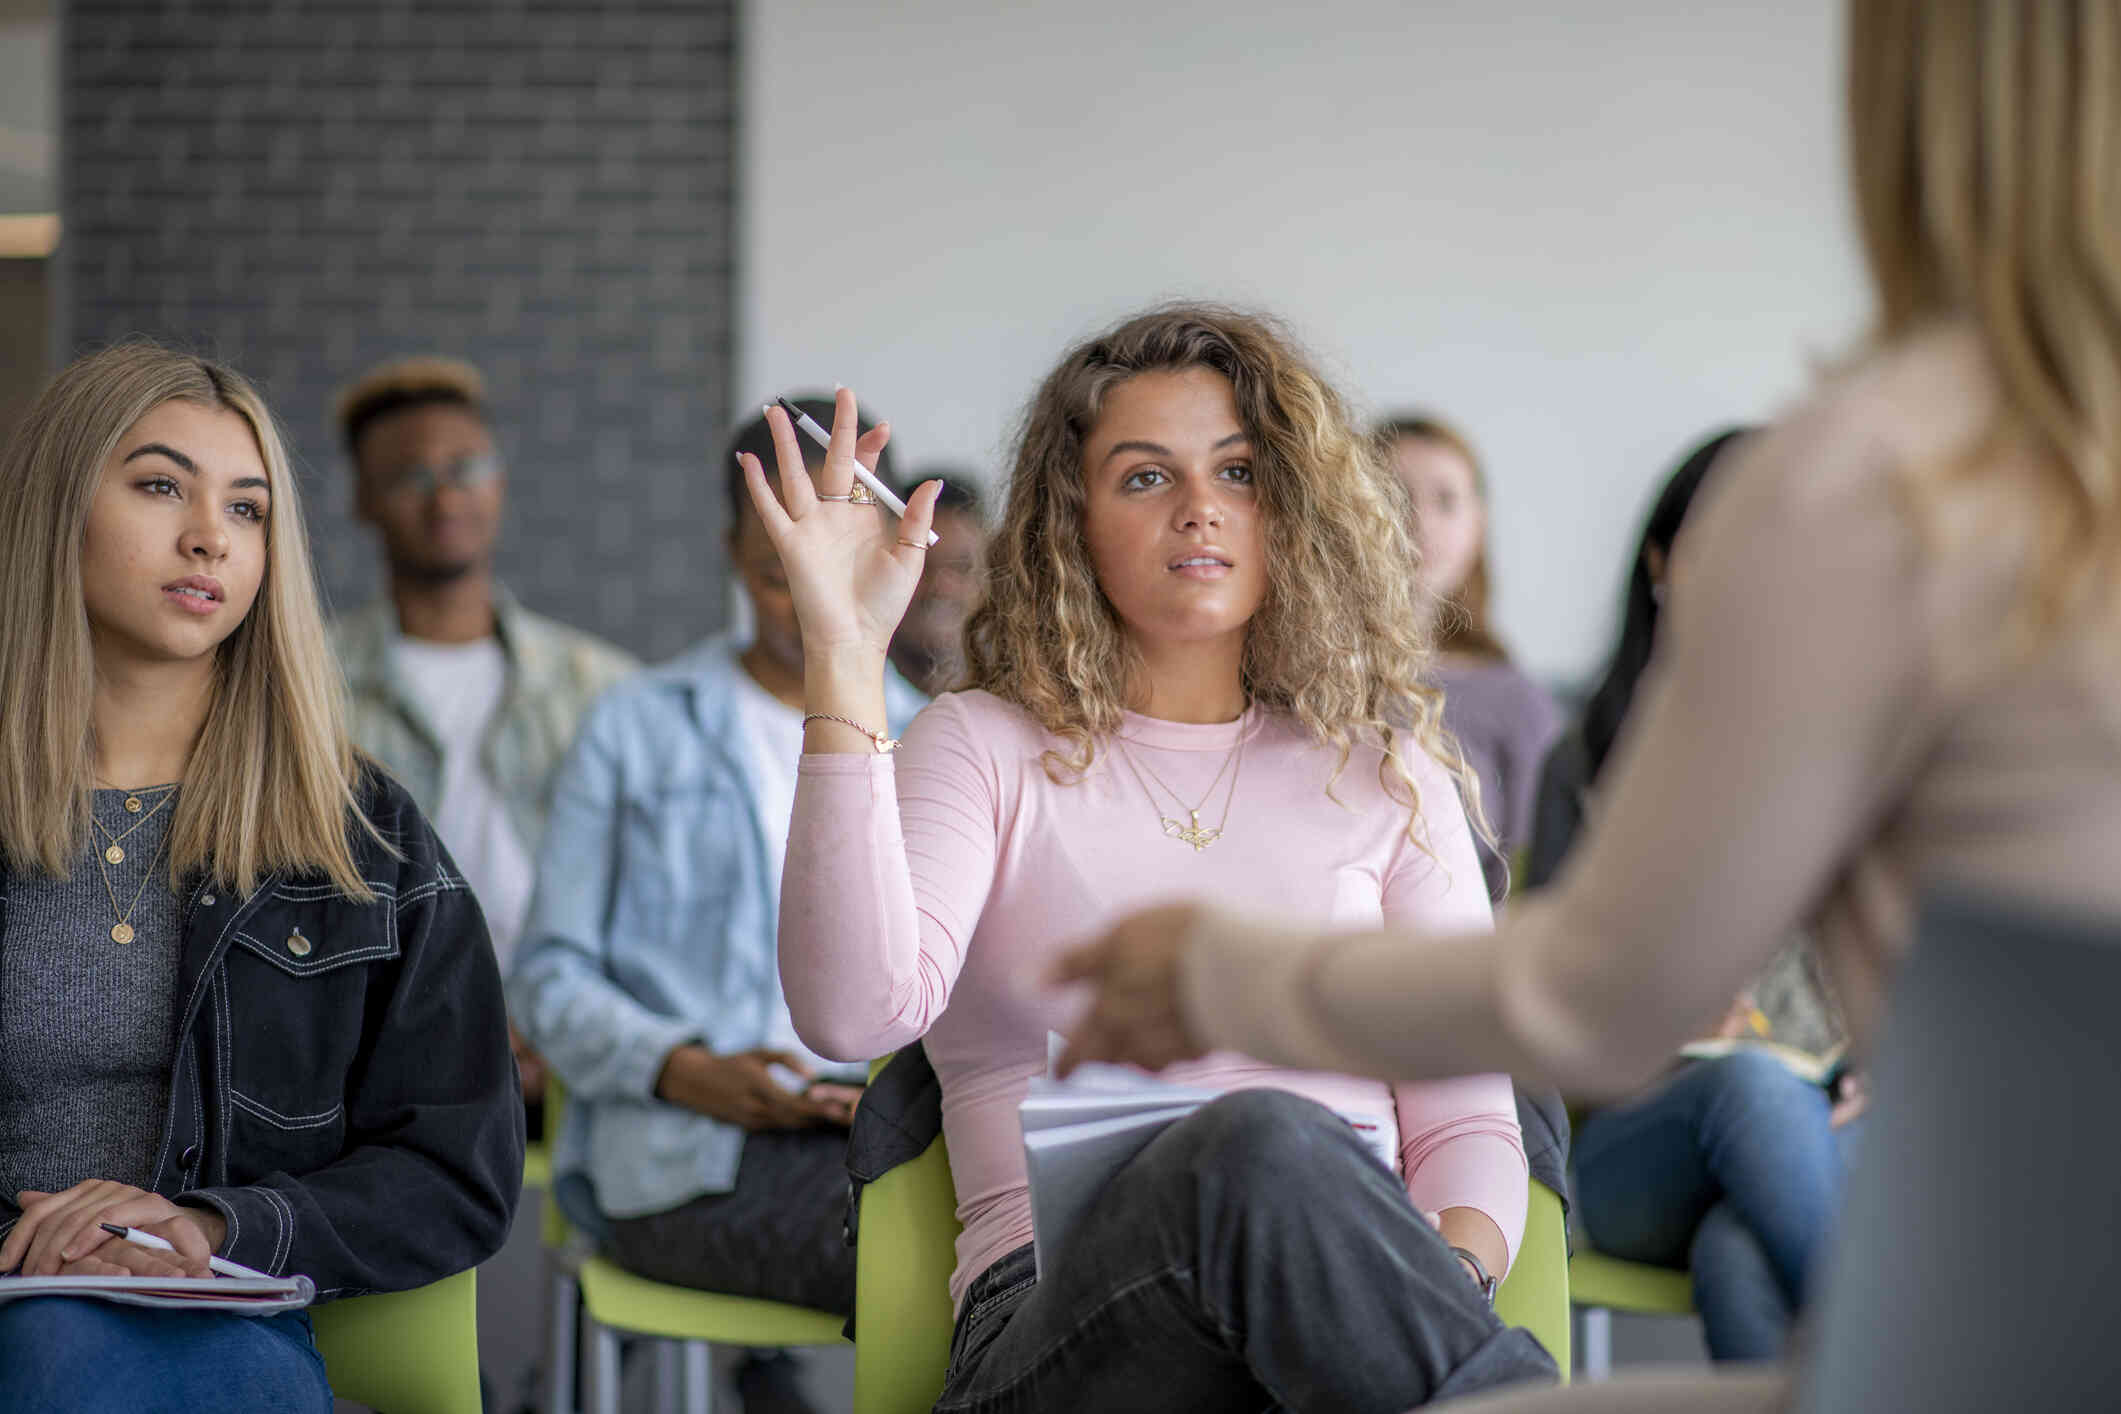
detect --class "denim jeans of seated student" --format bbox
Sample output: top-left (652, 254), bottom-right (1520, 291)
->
top-left (935, 1089), bottom-right (1557, 1414)
top-left (0, 1298), bottom-right (330, 1413)
top-left (1573, 1050), bottom-right (1854, 1362)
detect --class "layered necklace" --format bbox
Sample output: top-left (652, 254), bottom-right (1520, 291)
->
top-left (1113, 716), bottom-right (1249, 853)
top-left (91, 783), bottom-right (177, 945)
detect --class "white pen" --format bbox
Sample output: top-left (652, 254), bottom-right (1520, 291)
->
top-left (770, 397), bottom-right (941, 547)
top-left (99, 1222), bottom-right (273, 1281)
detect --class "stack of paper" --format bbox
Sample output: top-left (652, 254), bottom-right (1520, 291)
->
top-left (0, 1272), bottom-right (315, 1315)
top-left (1020, 1062), bottom-right (1398, 1277)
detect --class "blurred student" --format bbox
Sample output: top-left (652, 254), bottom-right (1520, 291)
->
top-left (329, 357), bottom-right (637, 1119)
top-left (508, 399), bottom-right (922, 1414)
top-left (1380, 415), bottom-right (1561, 900)
top-left (0, 343), bottom-right (521, 1412)
top-left (1061, 3), bottom-right (2121, 1406)
top-left (886, 473), bottom-right (986, 695)
top-left (1529, 429), bottom-right (1859, 1362)
top-left (752, 308), bottom-right (1554, 1413)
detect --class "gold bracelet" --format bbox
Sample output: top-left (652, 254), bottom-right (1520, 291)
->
top-left (803, 712), bottom-right (900, 754)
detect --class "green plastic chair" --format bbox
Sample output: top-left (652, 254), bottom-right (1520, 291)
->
top-left (852, 1125), bottom-right (962, 1413)
top-left (1567, 1248), bottom-right (1694, 1380)
top-left (575, 1254), bottom-right (847, 1413)
top-left (1495, 1180), bottom-right (1572, 1383)
top-left (311, 1268), bottom-right (483, 1414)
top-left (849, 1113), bottom-right (1575, 1410)
top-left (535, 1080), bottom-right (849, 1414)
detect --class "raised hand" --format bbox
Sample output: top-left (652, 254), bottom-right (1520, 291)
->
top-left (738, 387), bottom-right (942, 665)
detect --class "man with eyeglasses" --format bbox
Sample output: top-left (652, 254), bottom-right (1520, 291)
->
top-left (329, 357), bottom-right (637, 1110)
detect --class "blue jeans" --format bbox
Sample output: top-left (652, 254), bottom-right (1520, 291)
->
top-left (0, 1297), bottom-right (330, 1413)
top-left (1573, 1051), bottom-right (1850, 1361)
top-left (936, 1089), bottom-right (1557, 1413)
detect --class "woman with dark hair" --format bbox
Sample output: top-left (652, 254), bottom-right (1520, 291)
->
top-left (1527, 429), bottom-right (1859, 1363)
top-left (1522, 428), bottom-right (1747, 890)
top-left (1377, 415), bottom-right (1561, 901)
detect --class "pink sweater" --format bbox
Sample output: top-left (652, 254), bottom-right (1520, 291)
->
top-left (783, 691), bottom-right (1528, 1308)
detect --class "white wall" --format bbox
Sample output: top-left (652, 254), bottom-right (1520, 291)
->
top-left (740, 0), bottom-right (1868, 683)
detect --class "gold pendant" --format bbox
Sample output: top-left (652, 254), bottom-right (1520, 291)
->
top-left (111, 922), bottom-right (135, 944)
top-left (105, 844), bottom-right (125, 864)
top-left (1161, 809), bottom-right (1221, 852)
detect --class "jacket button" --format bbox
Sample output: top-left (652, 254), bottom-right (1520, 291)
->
top-left (201, 894), bottom-right (216, 907)
top-left (286, 929), bottom-right (313, 958)
top-left (180, 1144), bottom-right (200, 1168)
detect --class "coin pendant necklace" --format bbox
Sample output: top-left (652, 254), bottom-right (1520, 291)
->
top-left (93, 793), bottom-right (175, 944)
top-left (89, 782), bottom-right (177, 865)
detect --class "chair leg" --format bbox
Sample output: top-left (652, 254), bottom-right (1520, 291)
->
top-left (583, 1308), bottom-right (623, 1414)
top-left (546, 1270), bottom-right (580, 1414)
top-left (655, 1341), bottom-right (681, 1414)
top-left (681, 1340), bottom-right (713, 1414)
top-left (1579, 1306), bottom-right (1613, 1382)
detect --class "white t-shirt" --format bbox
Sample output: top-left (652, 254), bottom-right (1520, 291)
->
top-left (393, 636), bottom-right (537, 973)
top-left (727, 665), bottom-right (814, 1059)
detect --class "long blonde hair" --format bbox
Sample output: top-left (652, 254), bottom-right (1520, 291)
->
top-left (0, 341), bottom-right (379, 900)
top-left (1849, 0), bottom-right (2121, 627)
top-left (961, 303), bottom-right (1486, 847)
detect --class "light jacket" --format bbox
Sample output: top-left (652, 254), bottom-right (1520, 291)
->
top-left (507, 633), bottom-right (925, 1233)
top-left (330, 585), bottom-right (638, 850)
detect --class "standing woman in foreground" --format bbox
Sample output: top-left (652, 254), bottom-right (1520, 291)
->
top-left (0, 343), bottom-right (523, 1412)
top-left (1060, 1), bottom-right (2121, 1406)
top-left (749, 306), bottom-right (1555, 1412)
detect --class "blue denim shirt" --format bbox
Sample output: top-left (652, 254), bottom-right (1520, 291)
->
top-left (506, 633), bottom-right (925, 1233)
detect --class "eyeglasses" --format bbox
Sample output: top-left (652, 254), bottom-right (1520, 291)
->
top-left (381, 451), bottom-right (502, 499)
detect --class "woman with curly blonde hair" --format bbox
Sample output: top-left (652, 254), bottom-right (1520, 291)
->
top-left (747, 304), bottom-right (1554, 1410)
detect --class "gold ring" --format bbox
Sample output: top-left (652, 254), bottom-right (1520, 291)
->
top-left (849, 484), bottom-right (877, 506)
top-left (815, 493), bottom-right (854, 502)
top-left (897, 538), bottom-right (928, 550)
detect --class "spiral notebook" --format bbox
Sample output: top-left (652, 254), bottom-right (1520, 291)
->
top-left (0, 1271), bottom-right (315, 1316)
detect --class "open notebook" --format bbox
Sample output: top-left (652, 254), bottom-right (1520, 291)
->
top-left (0, 1272), bottom-right (315, 1316)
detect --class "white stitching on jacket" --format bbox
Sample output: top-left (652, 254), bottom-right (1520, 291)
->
top-left (230, 1089), bottom-right (345, 1131)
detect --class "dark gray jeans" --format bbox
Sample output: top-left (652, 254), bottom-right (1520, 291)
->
top-left (936, 1089), bottom-right (1557, 1413)
top-left (608, 1126), bottom-right (855, 1316)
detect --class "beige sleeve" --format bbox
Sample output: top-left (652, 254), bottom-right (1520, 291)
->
top-left (1184, 411), bottom-right (1950, 1096)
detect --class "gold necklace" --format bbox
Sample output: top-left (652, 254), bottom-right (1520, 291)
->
top-left (1115, 719), bottom-right (1248, 852)
top-left (88, 784), bottom-right (177, 865)
top-left (93, 820), bottom-right (172, 946)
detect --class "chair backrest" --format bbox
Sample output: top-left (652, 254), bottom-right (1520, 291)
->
top-left (541, 1078), bottom-right (574, 1250)
top-left (1796, 887), bottom-right (2121, 1413)
top-left (1493, 1179), bottom-right (1572, 1382)
top-left (852, 1129), bottom-right (964, 1414)
top-left (310, 1268), bottom-right (483, 1414)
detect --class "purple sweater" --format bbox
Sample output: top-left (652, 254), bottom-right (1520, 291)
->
top-left (1435, 658), bottom-right (1563, 900)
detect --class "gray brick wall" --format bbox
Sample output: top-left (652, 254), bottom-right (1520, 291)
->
top-left (60, 0), bottom-right (740, 660)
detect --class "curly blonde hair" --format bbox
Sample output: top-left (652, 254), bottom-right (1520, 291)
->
top-left (960, 303), bottom-right (1486, 849)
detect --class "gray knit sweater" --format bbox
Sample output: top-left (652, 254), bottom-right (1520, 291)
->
top-left (0, 789), bottom-right (185, 1231)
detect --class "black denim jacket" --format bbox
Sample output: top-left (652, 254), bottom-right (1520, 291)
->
top-left (0, 769), bottom-right (524, 1300)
